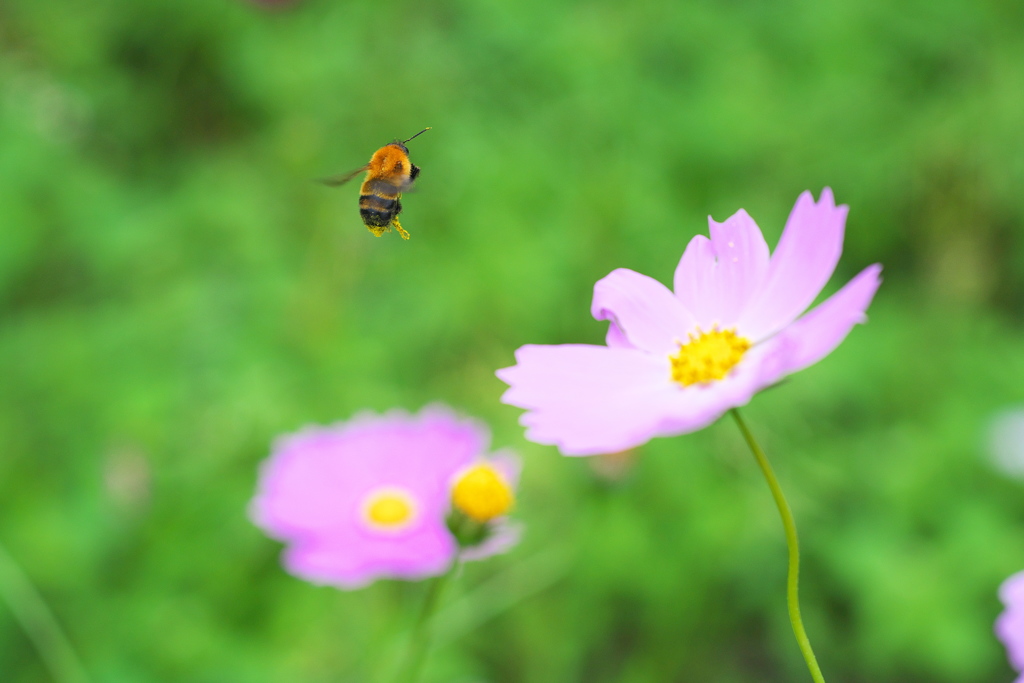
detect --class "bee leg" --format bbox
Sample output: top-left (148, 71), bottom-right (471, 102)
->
top-left (392, 216), bottom-right (410, 240)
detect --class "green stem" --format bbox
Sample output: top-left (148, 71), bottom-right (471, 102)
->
top-left (0, 538), bottom-right (90, 683)
top-left (395, 561), bottom-right (459, 683)
top-left (730, 409), bottom-right (825, 683)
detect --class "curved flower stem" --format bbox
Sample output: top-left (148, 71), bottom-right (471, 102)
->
top-left (395, 561), bottom-right (459, 683)
top-left (730, 409), bottom-right (825, 683)
top-left (0, 538), bottom-right (90, 683)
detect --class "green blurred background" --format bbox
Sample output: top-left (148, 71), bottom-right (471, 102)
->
top-left (2, 0), bottom-right (1024, 681)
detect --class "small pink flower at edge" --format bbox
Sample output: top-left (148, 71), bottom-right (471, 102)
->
top-left (997, 570), bottom-right (1024, 682)
top-left (496, 188), bottom-right (882, 456)
top-left (250, 406), bottom-right (518, 589)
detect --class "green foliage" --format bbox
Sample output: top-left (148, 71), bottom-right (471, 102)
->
top-left (2, 0), bottom-right (1024, 681)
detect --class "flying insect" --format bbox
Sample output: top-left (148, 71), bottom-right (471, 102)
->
top-left (322, 128), bottom-right (431, 240)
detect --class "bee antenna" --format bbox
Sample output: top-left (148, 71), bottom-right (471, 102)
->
top-left (402, 127), bottom-right (431, 144)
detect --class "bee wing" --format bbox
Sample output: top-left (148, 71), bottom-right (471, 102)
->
top-left (364, 178), bottom-right (405, 196)
top-left (318, 165), bottom-right (370, 187)
top-left (396, 172), bottom-right (421, 193)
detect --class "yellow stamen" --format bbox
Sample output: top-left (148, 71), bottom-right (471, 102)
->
top-left (362, 487), bottom-right (417, 531)
top-left (669, 327), bottom-right (751, 386)
top-left (451, 464), bottom-right (514, 523)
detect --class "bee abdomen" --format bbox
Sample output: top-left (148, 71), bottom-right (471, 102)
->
top-left (360, 206), bottom-right (395, 227)
top-left (359, 192), bottom-right (404, 227)
top-left (360, 194), bottom-right (398, 213)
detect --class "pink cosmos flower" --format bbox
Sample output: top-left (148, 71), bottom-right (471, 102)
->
top-left (251, 406), bottom-right (517, 589)
top-left (997, 570), bottom-right (1024, 683)
top-left (497, 189), bottom-right (882, 455)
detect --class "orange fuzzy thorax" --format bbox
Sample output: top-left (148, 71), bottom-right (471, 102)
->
top-left (366, 144), bottom-right (411, 182)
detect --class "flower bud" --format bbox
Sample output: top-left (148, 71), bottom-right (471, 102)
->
top-left (451, 464), bottom-right (514, 523)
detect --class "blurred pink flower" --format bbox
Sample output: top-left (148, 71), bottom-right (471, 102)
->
top-left (251, 406), bottom-right (514, 589)
top-left (497, 189), bottom-right (881, 455)
top-left (997, 570), bottom-right (1024, 682)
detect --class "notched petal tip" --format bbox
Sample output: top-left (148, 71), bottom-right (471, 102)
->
top-left (708, 207), bottom-right (754, 229)
top-left (815, 187), bottom-right (850, 218)
top-left (797, 187), bottom-right (848, 215)
top-left (495, 344), bottom-right (543, 386)
top-left (735, 188), bottom-right (851, 341)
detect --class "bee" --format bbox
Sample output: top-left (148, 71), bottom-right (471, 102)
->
top-left (321, 128), bottom-right (431, 240)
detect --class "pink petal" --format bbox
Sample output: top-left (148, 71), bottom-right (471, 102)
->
top-left (737, 188), bottom-right (848, 342)
top-left (672, 236), bottom-right (716, 328)
top-left (284, 525), bottom-right (455, 589)
top-left (1003, 571), bottom-right (1024, 607)
top-left (755, 264), bottom-right (882, 386)
top-left (251, 437), bottom-right (364, 538)
top-left (998, 571), bottom-right (1024, 675)
top-left (591, 268), bottom-right (698, 355)
top-left (460, 520), bottom-right (524, 561)
top-left (673, 210), bottom-right (770, 329)
top-left (605, 320), bottom-right (634, 349)
top-left (496, 344), bottom-right (772, 455)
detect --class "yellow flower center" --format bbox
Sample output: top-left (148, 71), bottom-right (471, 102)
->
top-left (451, 464), bottom-right (514, 523)
top-left (669, 327), bottom-right (751, 387)
top-left (361, 487), bottom-right (417, 531)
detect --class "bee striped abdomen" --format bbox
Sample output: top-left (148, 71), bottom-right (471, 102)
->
top-left (359, 178), bottom-right (402, 228)
top-left (359, 194), bottom-right (397, 227)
